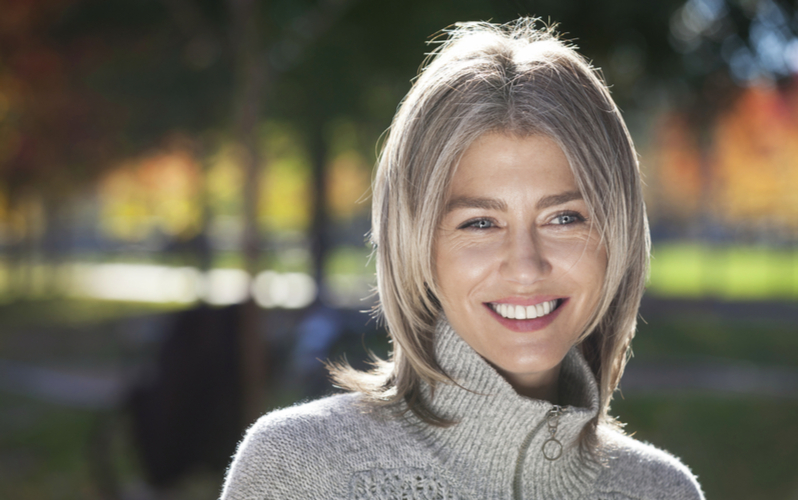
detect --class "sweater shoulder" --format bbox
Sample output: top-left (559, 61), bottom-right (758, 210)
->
top-left (242, 392), bottom-right (378, 444)
top-left (593, 426), bottom-right (705, 500)
top-left (220, 393), bottom-right (391, 500)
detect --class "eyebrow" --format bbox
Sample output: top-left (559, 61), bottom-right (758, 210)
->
top-left (535, 190), bottom-right (583, 210)
top-left (444, 190), bottom-right (584, 214)
top-left (445, 196), bottom-right (507, 213)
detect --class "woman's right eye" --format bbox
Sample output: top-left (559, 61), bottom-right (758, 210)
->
top-left (458, 218), bottom-right (495, 230)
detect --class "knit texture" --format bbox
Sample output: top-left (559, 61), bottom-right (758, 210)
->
top-left (220, 320), bottom-right (704, 500)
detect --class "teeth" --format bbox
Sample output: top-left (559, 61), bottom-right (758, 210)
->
top-left (492, 300), bottom-right (559, 320)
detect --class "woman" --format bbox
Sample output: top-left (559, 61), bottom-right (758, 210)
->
top-left (221, 19), bottom-right (704, 499)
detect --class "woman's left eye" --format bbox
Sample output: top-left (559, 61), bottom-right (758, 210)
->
top-left (550, 212), bottom-right (585, 225)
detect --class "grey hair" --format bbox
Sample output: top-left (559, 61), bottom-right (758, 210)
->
top-left (329, 19), bottom-right (650, 451)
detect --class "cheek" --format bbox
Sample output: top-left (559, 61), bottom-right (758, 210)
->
top-left (543, 238), bottom-right (607, 292)
top-left (435, 238), bottom-right (500, 304)
top-left (542, 234), bottom-right (593, 257)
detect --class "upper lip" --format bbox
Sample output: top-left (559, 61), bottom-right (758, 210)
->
top-left (485, 295), bottom-right (564, 307)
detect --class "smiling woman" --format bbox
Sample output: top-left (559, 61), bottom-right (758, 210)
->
top-left (220, 19), bottom-right (704, 500)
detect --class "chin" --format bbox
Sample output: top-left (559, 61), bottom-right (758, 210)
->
top-left (481, 339), bottom-right (568, 381)
top-left (497, 353), bottom-right (562, 376)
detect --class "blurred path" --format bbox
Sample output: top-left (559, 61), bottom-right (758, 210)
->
top-left (0, 298), bottom-right (796, 408)
top-left (0, 359), bottom-right (122, 409)
top-left (640, 296), bottom-right (798, 322)
top-left (0, 355), bottom-right (794, 408)
top-left (620, 360), bottom-right (797, 397)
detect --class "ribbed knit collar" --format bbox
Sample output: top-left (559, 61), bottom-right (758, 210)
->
top-left (409, 318), bottom-right (603, 499)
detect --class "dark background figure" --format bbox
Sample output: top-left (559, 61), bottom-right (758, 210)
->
top-left (128, 304), bottom-right (243, 488)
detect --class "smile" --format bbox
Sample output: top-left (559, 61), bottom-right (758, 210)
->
top-left (489, 299), bottom-right (560, 320)
top-left (483, 298), bottom-right (566, 332)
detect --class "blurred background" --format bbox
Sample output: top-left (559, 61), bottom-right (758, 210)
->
top-left (0, 0), bottom-right (796, 498)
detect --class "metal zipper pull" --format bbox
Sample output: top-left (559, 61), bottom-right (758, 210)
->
top-left (541, 405), bottom-right (563, 461)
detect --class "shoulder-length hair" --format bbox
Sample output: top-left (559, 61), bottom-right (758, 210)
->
top-left (329, 19), bottom-right (650, 449)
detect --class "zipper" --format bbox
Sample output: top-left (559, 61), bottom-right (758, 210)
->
top-left (512, 405), bottom-right (566, 500)
top-left (541, 406), bottom-right (564, 461)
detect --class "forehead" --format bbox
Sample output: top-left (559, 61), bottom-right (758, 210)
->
top-left (446, 132), bottom-right (578, 198)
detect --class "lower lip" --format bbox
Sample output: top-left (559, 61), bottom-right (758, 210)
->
top-left (484, 299), bottom-right (567, 332)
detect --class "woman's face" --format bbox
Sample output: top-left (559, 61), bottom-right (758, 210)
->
top-left (434, 133), bottom-right (606, 395)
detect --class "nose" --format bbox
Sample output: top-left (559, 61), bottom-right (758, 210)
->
top-left (499, 227), bottom-right (551, 285)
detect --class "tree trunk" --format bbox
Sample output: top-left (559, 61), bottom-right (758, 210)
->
top-left (230, 0), bottom-right (268, 426)
top-left (309, 118), bottom-right (328, 302)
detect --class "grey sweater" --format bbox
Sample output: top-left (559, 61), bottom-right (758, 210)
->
top-left (221, 321), bottom-right (704, 499)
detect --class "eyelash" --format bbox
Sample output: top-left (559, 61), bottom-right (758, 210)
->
top-left (458, 218), bottom-right (496, 230)
top-left (456, 211), bottom-right (586, 230)
top-left (550, 211), bottom-right (586, 225)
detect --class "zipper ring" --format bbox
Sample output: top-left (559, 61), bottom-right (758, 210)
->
top-left (542, 437), bottom-right (563, 461)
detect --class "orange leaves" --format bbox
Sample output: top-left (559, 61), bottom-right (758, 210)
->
top-left (326, 151), bottom-right (370, 221)
top-left (99, 144), bottom-right (203, 241)
top-left (712, 82), bottom-right (798, 229)
top-left (651, 113), bottom-right (705, 217)
top-left (647, 79), bottom-right (797, 234)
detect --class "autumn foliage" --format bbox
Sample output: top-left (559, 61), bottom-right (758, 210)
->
top-left (649, 79), bottom-right (797, 236)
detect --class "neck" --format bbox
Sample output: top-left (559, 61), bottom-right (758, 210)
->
top-left (498, 363), bottom-right (561, 403)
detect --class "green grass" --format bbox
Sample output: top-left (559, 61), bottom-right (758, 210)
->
top-left (325, 245), bottom-right (374, 276)
top-left (0, 394), bottom-right (99, 500)
top-left (0, 298), bottom-right (184, 329)
top-left (649, 243), bottom-right (797, 301)
top-left (0, 393), bottom-right (222, 500)
top-left (614, 395), bottom-right (797, 500)
top-left (633, 312), bottom-right (796, 367)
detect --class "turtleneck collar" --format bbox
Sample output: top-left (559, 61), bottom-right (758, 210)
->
top-left (406, 318), bottom-right (603, 499)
